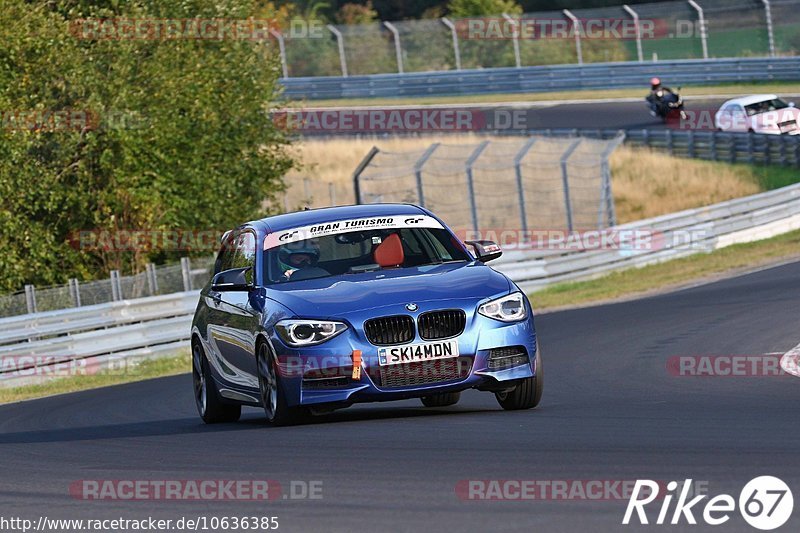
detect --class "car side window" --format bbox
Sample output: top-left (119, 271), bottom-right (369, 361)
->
top-left (214, 233), bottom-right (235, 274)
top-left (232, 232), bottom-right (257, 284)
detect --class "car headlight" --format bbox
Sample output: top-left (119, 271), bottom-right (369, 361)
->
top-left (478, 292), bottom-right (527, 322)
top-left (275, 319), bottom-right (347, 347)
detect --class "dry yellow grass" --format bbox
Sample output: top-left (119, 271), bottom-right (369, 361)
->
top-left (281, 137), bottom-right (765, 223)
top-left (609, 147), bottom-right (761, 223)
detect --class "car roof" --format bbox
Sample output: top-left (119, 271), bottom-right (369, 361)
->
top-left (721, 94), bottom-right (779, 107)
top-left (251, 203), bottom-right (427, 233)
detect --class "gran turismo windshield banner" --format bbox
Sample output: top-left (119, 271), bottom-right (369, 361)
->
top-left (263, 215), bottom-right (444, 250)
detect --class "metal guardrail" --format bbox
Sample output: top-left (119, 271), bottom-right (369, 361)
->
top-left (523, 128), bottom-right (800, 167)
top-left (2, 182), bottom-right (799, 388)
top-left (496, 181), bottom-right (800, 290)
top-left (280, 57), bottom-right (800, 100)
top-left (0, 291), bottom-right (199, 388)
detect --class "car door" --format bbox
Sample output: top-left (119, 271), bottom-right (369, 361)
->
top-left (730, 105), bottom-right (748, 132)
top-left (206, 230), bottom-right (261, 391)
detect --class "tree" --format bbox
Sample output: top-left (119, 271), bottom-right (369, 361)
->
top-left (0, 0), bottom-right (295, 293)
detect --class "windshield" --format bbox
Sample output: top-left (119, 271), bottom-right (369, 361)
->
top-left (263, 227), bottom-right (470, 285)
top-left (744, 98), bottom-right (789, 116)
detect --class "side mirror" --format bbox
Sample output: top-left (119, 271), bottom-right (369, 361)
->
top-left (789, 102), bottom-right (796, 108)
top-left (465, 240), bottom-right (502, 263)
top-left (211, 267), bottom-right (252, 291)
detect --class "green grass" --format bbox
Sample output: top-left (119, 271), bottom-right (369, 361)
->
top-left (752, 165), bottom-right (800, 190)
top-left (0, 350), bottom-right (191, 404)
top-left (291, 82), bottom-right (800, 108)
top-left (530, 229), bottom-right (800, 311)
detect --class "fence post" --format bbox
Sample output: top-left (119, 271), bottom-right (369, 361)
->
top-left (562, 10), bottom-right (583, 65)
top-left (560, 139), bottom-right (582, 232)
top-left (328, 182), bottom-right (337, 206)
top-left (729, 134), bottom-right (736, 163)
top-left (110, 270), bottom-right (122, 301)
top-left (687, 0), bottom-right (709, 60)
top-left (181, 257), bottom-right (192, 292)
top-left (623, 5), bottom-right (644, 62)
top-left (383, 21), bottom-right (404, 74)
top-left (761, 0), bottom-right (776, 57)
top-left (24, 284), bottom-right (37, 314)
top-left (513, 137), bottom-right (537, 235)
top-left (747, 132), bottom-right (755, 164)
top-left (68, 278), bottom-right (82, 307)
top-left (502, 13), bottom-right (521, 68)
top-left (413, 143), bottom-right (440, 207)
top-left (327, 25), bottom-right (348, 77)
top-left (146, 263), bottom-right (159, 295)
top-left (268, 29), bottom-right (289, 78)
top-left (352, 146), bottom-right (380, 204)
top-left (465, 140), bottom-right (490, 233)
top-left (441, 18), bottom-right (462, 70)
top-left (599, 132), bottom-right (625, 228)
top-left (687, 130), bottom-right (695, 158)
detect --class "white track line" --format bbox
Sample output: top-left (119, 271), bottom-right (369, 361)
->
top-left (780, 342), bottom-right (800, 378)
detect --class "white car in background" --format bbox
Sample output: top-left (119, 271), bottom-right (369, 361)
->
top-left (714, 95), bottom-right (799, 135)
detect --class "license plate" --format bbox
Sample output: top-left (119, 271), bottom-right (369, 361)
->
top-left (377, 339), bottom-right (460, 366)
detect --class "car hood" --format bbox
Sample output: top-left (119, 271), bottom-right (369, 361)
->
top-left (266, 262), bottom-right (512, 318)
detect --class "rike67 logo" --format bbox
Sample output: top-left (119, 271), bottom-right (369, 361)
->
top-left (623, 476), bottom-right (793, 530)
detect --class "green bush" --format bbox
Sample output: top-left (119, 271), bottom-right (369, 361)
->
top-left (0, 0), bottom-right (295, 293)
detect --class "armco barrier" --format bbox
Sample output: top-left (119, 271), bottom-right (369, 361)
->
top-left (2, 182), bottom-right (800, 388)
top-left (280, 57), bottom-right (800, 100)
top-left (524, 128), bottom-right (800, 167)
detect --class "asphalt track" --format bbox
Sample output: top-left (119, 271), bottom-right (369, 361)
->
top-left (512, 97), bottom-right (728, 131)
top-left (1, 260), bottom-right (799, 533)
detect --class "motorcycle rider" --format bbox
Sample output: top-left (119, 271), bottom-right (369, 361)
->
top-left (646, 77), bottom-right (677, 116)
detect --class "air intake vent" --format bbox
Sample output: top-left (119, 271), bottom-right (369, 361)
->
top-left (364, 315), bottom-right (415, 345)
top-left (418, 309), bottom-right (466, 340)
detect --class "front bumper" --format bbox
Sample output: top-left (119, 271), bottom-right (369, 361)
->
top-left (271, 309), bottom-right (537, 407)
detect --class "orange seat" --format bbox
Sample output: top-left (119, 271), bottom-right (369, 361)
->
top-left (373, 233), bottom-right (404, 268)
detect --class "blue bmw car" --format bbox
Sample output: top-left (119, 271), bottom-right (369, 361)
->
top-left (191, 203), bottom-right (542, 425)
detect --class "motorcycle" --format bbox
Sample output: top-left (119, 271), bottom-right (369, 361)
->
top-left (647, 87), bottom-right (687, 123)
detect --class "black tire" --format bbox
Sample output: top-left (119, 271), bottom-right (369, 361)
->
top-left (192, 341), bottom-right (241, 424)
top-left (421, 391), bottom-right (461, 407)
top-left (257, 342), bottom-right (306, 426)
top-left (495, 347), bottom-right (543, 411)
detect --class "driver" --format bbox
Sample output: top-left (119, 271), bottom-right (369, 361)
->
top-left (278, 241), bottom-right (320, 279)
top-left (646, 77), bottom-right (676, 114)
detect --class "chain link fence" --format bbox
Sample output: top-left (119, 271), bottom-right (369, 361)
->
top-left (277, 0), bottom-right (800, 77)
top-left (353, 134), bottom-right (625, 235)
top-left (0, 257), bottom-right (215, 319)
